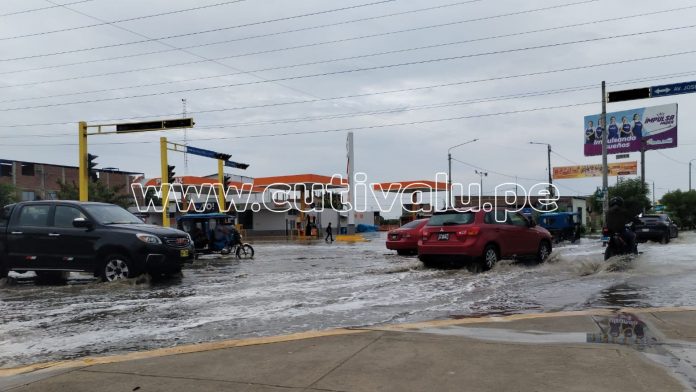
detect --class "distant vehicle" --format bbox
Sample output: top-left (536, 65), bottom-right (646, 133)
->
top-left (386, 218), bottom-right (428, 255)
top-left (176, 213), bottom-right (254, 259)
top-left (537, 212), bottom-right (581, 243)
top-left (634, 214), bottom-right (678, 244)
top-left (0, 201), bottom-right (194, 282)
top-left (418, 209), bottom-right (552, 271)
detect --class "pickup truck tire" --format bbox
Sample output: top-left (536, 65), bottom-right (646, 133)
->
top-left (102, 254), bottom-right (138, 282)
top-left (660, 233), bottom-right (669, 244)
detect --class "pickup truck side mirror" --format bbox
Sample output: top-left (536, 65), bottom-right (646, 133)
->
top-left (73, 217), bottom-right (93, 229)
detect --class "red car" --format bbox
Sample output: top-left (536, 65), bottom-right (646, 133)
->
top-left (386, 219), bottom-right (429, 255)
top-left (418, 209), bottom-right (552, 271)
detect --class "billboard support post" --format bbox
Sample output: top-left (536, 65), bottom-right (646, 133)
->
top-left (641, 143), bottom-right (646, 211)
top-left (160, 137), bottom-right (170, 228)
top-left (601, 81), bottom-right (609, 225)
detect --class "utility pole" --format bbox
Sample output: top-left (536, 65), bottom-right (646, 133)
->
top-left (529, 141), bottom-right (554, 198)
top-left (475, 170), bottom-right (488, 197)
top-left (601, 81), bottom-right (609, 225)
top-left (447, 139), bottom-right (478, 208)
top-left (182, 98), bottom-right (188, 174)
top-left (690, 159), bottom-right (696, 191)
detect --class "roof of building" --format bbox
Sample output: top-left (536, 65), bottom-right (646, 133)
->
top-left (253, 174), bottom-right (347, 189)
top-left (373, 180), bottom-right (449, 193)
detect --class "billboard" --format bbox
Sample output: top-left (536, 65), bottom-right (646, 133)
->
top-left (583, 103), bottom-right (677, 156)
top-left (553, 162), bottom-right (638, 179)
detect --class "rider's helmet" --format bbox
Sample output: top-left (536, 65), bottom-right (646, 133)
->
top-left (609, 196), bottom-right (624, 208)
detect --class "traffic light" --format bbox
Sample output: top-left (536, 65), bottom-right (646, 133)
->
top-left (87, 154), bottom-right (99, 182)
top-left (167, 165), bottom-right (176, 182)
top-left (215, 153), bottom-right (232, 161)
top-left (223, 175), bottom-right (231, 190)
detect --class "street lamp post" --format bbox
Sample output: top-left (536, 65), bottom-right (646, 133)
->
top-left (529, 142), bottom-right (554, 198)
top-left (447, 138), bottom-right (478, 208)
top-left (475, 170), bottom-right (488, 196)
top-left (690, 159), bottom-right (696, 191)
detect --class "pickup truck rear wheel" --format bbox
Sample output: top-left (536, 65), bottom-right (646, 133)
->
top-left (102, 254), bottom-right (137, 282)
top-left (660, 232), bottom-right (669, 244)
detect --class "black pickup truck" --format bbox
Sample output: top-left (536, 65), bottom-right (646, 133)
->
top-left (0, 201), bottom-right (194, 281)
top-left (634, 214), bottom-right (679, 244)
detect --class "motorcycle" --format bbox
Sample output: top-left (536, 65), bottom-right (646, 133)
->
top-left (602, 226), bottom-right (637, 261)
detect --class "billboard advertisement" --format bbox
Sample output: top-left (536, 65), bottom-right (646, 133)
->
top-left (583, 103), bottom-right (677, 156)
top-left (553, 162), bottom-right (638, 179)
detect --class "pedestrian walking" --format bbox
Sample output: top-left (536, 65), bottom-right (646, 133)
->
top-left (325, 222), bottom-right (334, 242)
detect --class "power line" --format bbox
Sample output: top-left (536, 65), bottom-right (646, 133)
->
top-left (0, 0), bottom-right (395, 43)
top-left (551, 151), bottom-right (580, 165)
top-left (0, 0), bottom-right (256, 41)
top-left (3, 19), bottom-right (692, 103)
top-left (655, 150), bottom-right (688, 165)
top-left (452, 158), bottom-right (585, 195)
top-left (1, 44), bottom-right (695, 113)
top-left (2, 63), bottom-right (696, 130)
top-left (0, 0), bottom-right (588, 63)
top-left (0, 0), bottom-right (97, 17)
top-left (0, 101), bottom-right (599, 146)
top-left (0, 86), bottom-right (596, 139)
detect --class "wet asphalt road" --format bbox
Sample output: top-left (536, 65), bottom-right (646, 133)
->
top-left (1, 232), bottom-right (695, 368)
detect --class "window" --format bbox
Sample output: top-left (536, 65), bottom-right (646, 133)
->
top-left (427, 212), bottom-right (474, 226)
top-left (17, 205), bottom-right (51, 227)
top-left (54, 206), bottom-right (86, 228)
top-left (509, 213), bottom-right (529, 227)
top-left (0, 162), bottom-right (11, 177)
top-left (401, 219), bottom-right (424, 229)
top-left (21, 191), bottom-right (36, 201)
top-left (0, 205), bottom-right (12, 227)
top-left (21, 163), bottom-right (35, 176)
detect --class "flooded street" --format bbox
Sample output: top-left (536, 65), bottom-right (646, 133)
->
top-left (1, 232), bottom-right (695, 368)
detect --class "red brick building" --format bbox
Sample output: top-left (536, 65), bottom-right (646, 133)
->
top-left (0, 159), bottom-right (141, 201)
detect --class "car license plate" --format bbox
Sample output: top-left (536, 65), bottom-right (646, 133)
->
top-left (438, 233), bottom-right (449, 241)
top-left (180, 249), bottom-right (190, 257)
top-left (642, 228), bottom-right (649, 232)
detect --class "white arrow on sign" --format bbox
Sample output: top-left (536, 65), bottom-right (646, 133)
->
top-left (654, 88), bottom-right (672, 94)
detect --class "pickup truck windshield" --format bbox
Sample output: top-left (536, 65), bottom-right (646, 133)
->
top-left (83, 205), bottom-right (143, 225)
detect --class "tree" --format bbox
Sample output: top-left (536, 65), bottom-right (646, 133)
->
top-left (56, 180), bottom-right (132, 208)
top-left (660, 189), bottom-right (696, 229)
top-left (592, 178), bottom-right (651, 216)
top-left (610, 178), bottom-right (651, 217)
top-left (0, 183), bottom-right (17, 207)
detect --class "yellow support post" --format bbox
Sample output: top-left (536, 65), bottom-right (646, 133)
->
top-left (78, 121), bottom-right (88, 201)
top-left (217, 159), bottom-right (225, 213)
top-left (160, 137), bottom-right (170, 228)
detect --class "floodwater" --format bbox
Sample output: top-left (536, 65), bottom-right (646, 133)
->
top-left (1, 232), bottom-right (695, 368)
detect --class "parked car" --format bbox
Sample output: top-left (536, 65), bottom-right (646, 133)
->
top-left (418, 209), bottom-right (552, 271)
top-left (0, 201), bottom-right (194, 282)
top-left (386, 218), bottom-right (428, 255)
top-left (634, 214), bottom-right (679, 244)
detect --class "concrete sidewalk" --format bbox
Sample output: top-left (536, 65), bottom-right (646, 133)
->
top-left (2, 308), bottom-right (695, 392)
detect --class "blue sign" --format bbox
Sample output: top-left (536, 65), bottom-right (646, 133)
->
top-left (651, 81), bottom-right (696, 98)
top-left (224, 160), bottom-right (249, 170)
top-left (186, 146), bottom-right (218, 159)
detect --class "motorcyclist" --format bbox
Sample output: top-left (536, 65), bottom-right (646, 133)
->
top-left (606, 196), bottom-right (638, 253)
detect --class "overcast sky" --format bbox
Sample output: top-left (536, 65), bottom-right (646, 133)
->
top-left (1, 0), bottom-right (696, 202)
